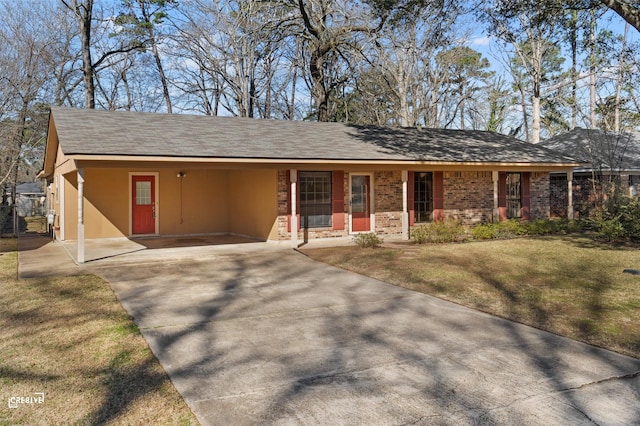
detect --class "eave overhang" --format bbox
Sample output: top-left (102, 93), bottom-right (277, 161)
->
top-left (65, 153), bottom-right (586, 173)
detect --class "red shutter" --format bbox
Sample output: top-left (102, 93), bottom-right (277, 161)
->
top-left (408, 172), bottom-right (415, 226)
top-left (521, 172), bottom-right (531, 220)
top-left (498, 172), bottom-right (507, 221)
top-left (433, 171), bottom-right (444, 222)
top-left (286, 171), bottom-right (300, 232)
top-left (332, 171), bottom-right (345, 230)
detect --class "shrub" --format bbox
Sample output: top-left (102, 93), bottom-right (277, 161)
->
top-left (524, 219), bottom-right (558, 235)
top-left (498, 219), bottom-right (528, 237)
top-left (590, 195), bottom-right (640, 241)
top-left (471, 220), bottom-right (527, 240)
top-left (597, 218), bottom-right (626, 242)
top-left (352, 232), bottom-right (383, 248)
top-left (471, 223), bottom-right (499, 240)
top-left (410, 220), bottom-right (467, 244)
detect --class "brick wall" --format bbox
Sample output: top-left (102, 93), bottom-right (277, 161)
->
top-left (276, 169), bottom-right (554, 241)
top-left (550, 173), bottom-right (600, 218)
top-left (276, 170), bottom-right (349, 241)
top-left (443, 171), bottom-right (493, 224)
top-left (531, 172), bottom-right (550, 219)
top-left (374, 171), bottom-right (403, 235)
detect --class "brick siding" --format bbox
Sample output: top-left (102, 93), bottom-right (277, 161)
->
top-left (374, 171), bottom-right (403, 235)
top-left (276, 169), bottom-right (554, 241)
top-left (443, 171), bottom-right (493, 223)
top-left (531, 172), bottom-right (550, 219)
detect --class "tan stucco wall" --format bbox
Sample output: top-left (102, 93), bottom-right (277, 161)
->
top-left (228, 169), bottom-right (279, 240)
top-left (62, 172), bottom-right (78, 240)
top-left (56, 167), bottom-right (278, 241)
top-left (158, 169), bottom-right (230, 235)
top-left (61, 169), bottom-right (128, 240)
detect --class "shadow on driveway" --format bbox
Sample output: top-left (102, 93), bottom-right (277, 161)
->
top-left (86, 245), bottom-right (640, 425)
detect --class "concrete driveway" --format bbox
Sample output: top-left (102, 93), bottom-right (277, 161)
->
top-left (79, 242), bottom-right (640, 426)
top-left (19, 236), bottom-right (640, 425)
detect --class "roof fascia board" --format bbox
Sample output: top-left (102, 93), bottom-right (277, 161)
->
top-left (70, 154), bottom-right (585, 170)
top-left (40, 114), bottom-right (59, 178)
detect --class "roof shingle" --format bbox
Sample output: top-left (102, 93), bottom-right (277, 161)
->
top-left (50, 107), bottom-right (580, 165)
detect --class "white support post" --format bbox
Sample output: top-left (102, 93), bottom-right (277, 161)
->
top-left (567, 170), bottom-right (574, 220)
top-left (290, 169), bottom-right (298, 249)
top-left (77, 168), bottom-right (85, 263)
top-left (492, 170), bottom-right (499, 222)
top-left (402, 170), bottom-right (409, 240)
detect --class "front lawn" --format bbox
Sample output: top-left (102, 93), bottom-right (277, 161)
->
top-left (301, 235), bottom-right (640, 358)
top-left (0, 239), bottom-right (198, 425)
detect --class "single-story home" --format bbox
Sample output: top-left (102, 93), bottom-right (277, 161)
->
top-left (540, 128), bottom-right (640, 217)
top-left (39, 107), bottom-right (583, 262)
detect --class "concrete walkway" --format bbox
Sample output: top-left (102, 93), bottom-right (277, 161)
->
top-left (17, 235), bottom-right (640, 425)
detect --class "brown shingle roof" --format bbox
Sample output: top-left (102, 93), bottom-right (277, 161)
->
top-left (50, 107), bottom-right (580, 164)
top-left (540, 128), bottom-right (640, 172)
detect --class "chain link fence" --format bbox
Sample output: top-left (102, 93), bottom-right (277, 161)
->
top-left (1, 194), bottom-right (48, 236)
top-left (0, 205), bottom-right (16, 236)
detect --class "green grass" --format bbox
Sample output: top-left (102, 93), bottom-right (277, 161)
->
top-left (301, 235), bottom-right (640, 358)
top-left (0, 239), bottom-right (198, 425)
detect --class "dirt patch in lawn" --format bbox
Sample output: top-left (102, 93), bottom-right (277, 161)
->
top-left (301, 235), bottom-right (640, 359)
top-left (0, 239), bottom-right (198, 425)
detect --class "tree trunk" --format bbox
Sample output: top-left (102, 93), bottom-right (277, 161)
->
top-left (614, 23), bottom-right (629, 133)
top-left (147, 22), bottom-right (172, 113)
top-left (590, 10), bottom-right (597, 128)
top-left (310, 47), bottom-right (330, 122)
top-left (570, 10), bottom-right (578, 130)
top-left (62, 0), bottom-right (95, 109)
top-left (78, 0), bottom-right (95, 109)
top-left (531, 85), bottom-right (541, 144)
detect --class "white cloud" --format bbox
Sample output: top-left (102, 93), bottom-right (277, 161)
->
top-left (471, 36), bottom-right (492, 47)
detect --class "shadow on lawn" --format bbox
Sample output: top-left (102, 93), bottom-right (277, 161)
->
top-left (434, 248), bottom-right (615, 348)
top-left (1, 263), bottom-right (191, 425)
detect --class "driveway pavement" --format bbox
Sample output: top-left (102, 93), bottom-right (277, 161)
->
top-left (18, 236), bottom-right (640, 425)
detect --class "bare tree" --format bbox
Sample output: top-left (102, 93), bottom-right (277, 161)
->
top-left (286, 0), bottom-right (384, 121)
top-left (172, 0), bottom-right (288, 117)
top-left (61, 0), bottom-right (151, 109)
top-left (0, 0), bottom-right (51, 226)
top-left (116, 0), bottom-right (178, 113)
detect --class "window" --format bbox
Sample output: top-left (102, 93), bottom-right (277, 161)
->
top-left (506, 173), bottom-right (521, 218)
top-left (414, 172), bottom-right (433, 223)
top-left (300, 171), bottom-right (332, 228)
top-left (135, 181), bottom-right (152, 205)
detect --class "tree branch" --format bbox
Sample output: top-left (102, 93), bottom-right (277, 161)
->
top-left (600, 0), bottom-right (640, 32)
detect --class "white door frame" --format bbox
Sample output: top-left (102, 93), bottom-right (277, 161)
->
top-left (348, 172), bottom-right (375, 234)
top-left (129, 172), bottom-right (160, 236)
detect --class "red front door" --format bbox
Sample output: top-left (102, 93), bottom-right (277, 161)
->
top-left (132, 175), bottom-right (156, 234)
top-left (351, 175), bottom-right (371, 232)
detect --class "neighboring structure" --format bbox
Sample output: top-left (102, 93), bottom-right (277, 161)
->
top-left (13, 182), bottom-right (46, 217)
top-left (39, 107), bottom-right (582, 262)
top-left (540, 128), bottom-right (640, 217)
